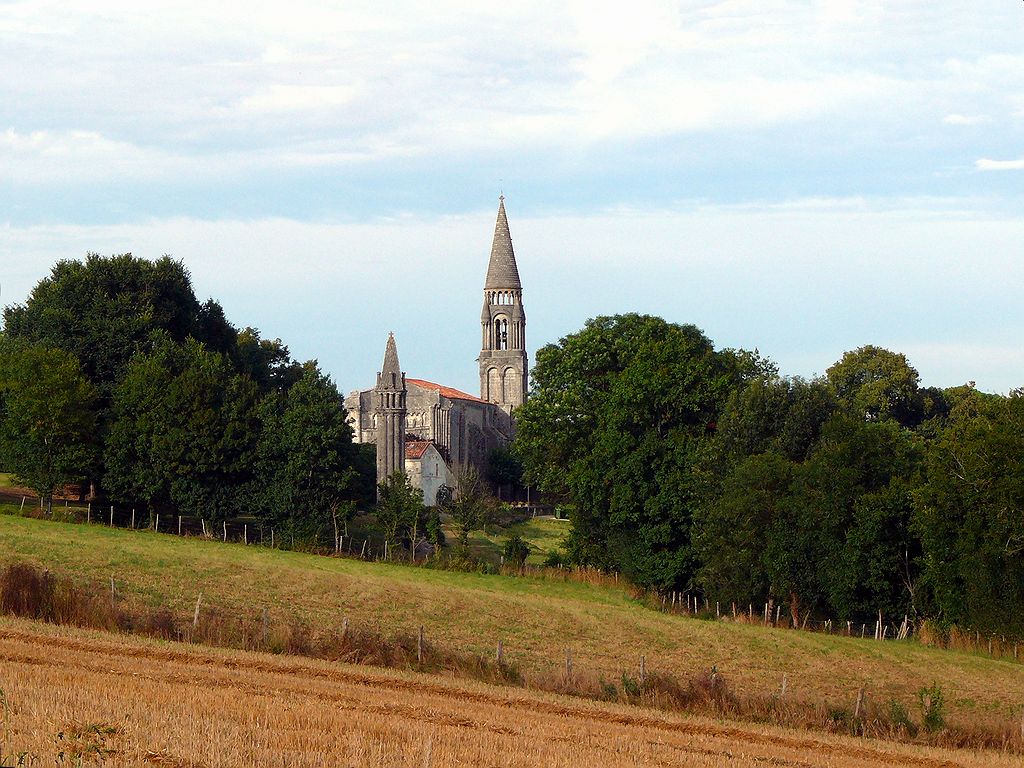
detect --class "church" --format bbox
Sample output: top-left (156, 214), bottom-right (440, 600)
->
top-left (345, 197), bottom-right (528, 504)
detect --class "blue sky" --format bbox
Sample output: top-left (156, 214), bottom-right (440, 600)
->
top-left (2, 1), bottom-right (1023, 395)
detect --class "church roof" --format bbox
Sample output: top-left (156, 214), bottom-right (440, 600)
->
top-left (484, 196), bottom-right (522, 290)
top-left (405, 440), bottom-right (435, 460)
top-left (407, 378), bottom-right (488, 404)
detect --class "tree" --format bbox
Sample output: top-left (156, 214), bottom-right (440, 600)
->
top-left (104, 337), bottom-right (260, 521)
top-left (443, 465), bottom-right (493, 547)
top-left (0, 338), bottom-right (96, 513)
top-left (503, 534), bottom-right (530, 569)
top-left (375, 471), bottom-right (424, 556)
top-left (514, 314), bottom-right (739, 590)
top-left (256, 362), bottom-right (360, 539)
top-left (827, 345), bottom-right (922, 426)
top-left (914, 391), bottom-right (1024, 633)
top-left (3, 254), bottom-right (242, 496)
top-left (3, 254), bottom-right (214, 404)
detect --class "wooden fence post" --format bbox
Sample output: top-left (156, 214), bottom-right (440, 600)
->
top-left (110, 576), bottom-right (115, 606)
top-left (87, 502), bottom-right (91, 523)
top-left (854, 687), bottom-right (865, 719)
top-left (639, 654), bottom-right (646, 685)
top-left (262, 606), bottom-right (268, 646)
top-left (223, 520), bottom-right (227, 542)
top-left (780, 673), bottom-right (787, 697)
top-left (244, 524), bottom-right (248, 545)
top-left (155, 514), bottom-right (159, 532)
top-left (178, 516), bottom-right (182, 535)
top-left (417, 626), bottom-right (425, 664)
top-left (496, 639), bottom-right (504, 666)
top-left (19, 497), bottom-right (25, 513)
top-left (565, 648), bottom-right (573, 679)
top-left (109, 505), bottom-right (114, 526)
top-left (193, 593), bottom-right (203, 629)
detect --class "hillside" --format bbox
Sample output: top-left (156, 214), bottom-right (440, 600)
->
top-left (2, 513), bottom-right (1023, 731)
top-left (2, 618), bottom-right (1019, 768)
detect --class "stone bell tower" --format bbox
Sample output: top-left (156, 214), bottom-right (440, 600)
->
top-left (375, 332), bottom-right (407, 486)
top-left (478, 195), bottom-right (528, 414)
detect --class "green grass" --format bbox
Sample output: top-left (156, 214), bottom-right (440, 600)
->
top-left (454, 515), bottom-right (570, 565)
top-left (1, 512), bottom-right (1023, 726)
top-left (0, 473), bottom-right (15, 489)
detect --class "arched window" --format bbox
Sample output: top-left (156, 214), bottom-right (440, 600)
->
top-left (494, 317), bottom-right (508, 350)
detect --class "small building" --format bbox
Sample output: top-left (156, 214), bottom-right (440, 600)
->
top-left (405, 440), bottom-right (454, 507)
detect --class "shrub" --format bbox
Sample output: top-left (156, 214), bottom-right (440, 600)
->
top-left (542, 549), bottom-right (566, 568)
top-left (918, 683), bottom-right (945, 733)
top-left (502, 535), bottom-right (530, 569)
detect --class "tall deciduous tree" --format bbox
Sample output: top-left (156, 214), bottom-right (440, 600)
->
top-left (827, 345), bottom-right (923, 427)
top-left (915, 390), bottom-right (1024, 633)
top-left (256, 362), bottom-right (358, 539)
top-left (375, 471), bottom-right (424, 554)
top-left (443, 465), bottom-right (493, 547)
top-left (514, 314), bottom-right (738, 590)
top-left (104, 337), bottom-right (260, 520)
top-left (0, 338), bottom-right (96, 513)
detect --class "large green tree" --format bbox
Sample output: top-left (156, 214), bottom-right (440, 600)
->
top-left (104, 337), bottom-right (261, 520)
top-left (914, 389), bottom-right (1024, 633)
top-left (0, 338), bottom-right (97, 513)
top-left (256, 362), bottom-right (358, 538)
top-left (826, 345), bottom-right (923, 427)
top-left (3, 254), bottom-right (233, 403)
top-left (514, 314), bottom-right (739, 590)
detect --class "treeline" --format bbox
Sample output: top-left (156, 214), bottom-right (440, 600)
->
top-left (514, 314), bottom-right (1024, 636)
top-left (0, 254), bottom-right (373, 537)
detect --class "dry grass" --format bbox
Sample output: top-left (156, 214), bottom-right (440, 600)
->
top-left (1, 617), bottom-right (1020, 768)
top-left (2, 514), bottom-right (1024, 738)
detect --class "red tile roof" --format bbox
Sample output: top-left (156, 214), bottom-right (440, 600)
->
top-left (406, 378), bottom-right (489, 404)
top-left (405, 440), bottom-right (433, 460)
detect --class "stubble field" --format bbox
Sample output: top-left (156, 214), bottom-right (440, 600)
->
top-left (2, 618), bottom-right (1019, 768)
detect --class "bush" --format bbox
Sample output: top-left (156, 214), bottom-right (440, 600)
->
top-left (502, 535), bottom-right (530, 569)
top-left (918, 682), bottom-right (945, 733)
top-left (543, 549), bottom-right (567, 568)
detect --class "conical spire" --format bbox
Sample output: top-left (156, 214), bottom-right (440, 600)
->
top-left (377, 332), bottom-right (402, 390)
top-left (485, 195), bottom-right (522, 290)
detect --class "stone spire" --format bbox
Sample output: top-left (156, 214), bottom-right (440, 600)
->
top-left (375, 333), bottom-right (406, 489)
top-left (484, 195), bottom-right (522, 290)
top-left (478, 196), bottom-right (528, 414)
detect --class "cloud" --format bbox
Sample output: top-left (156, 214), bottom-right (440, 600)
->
top-left (236, 85), bottom-right (358, 114)
top-left (942, 113), bottom-right (989, 126)
top-left (976, 157), bottom-right (1024, 171)
top-left (3, 1), bottom-right (1020, 186)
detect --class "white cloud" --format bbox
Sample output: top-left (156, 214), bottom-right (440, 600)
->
top-left (236, 85), bottom-right (358, 114)
top-left (976, 157), bottom-right (1024, 171)
top-left (943, 113), bottom-right (989, 126)
top-left (3, 1), bottom-right (1020, 182)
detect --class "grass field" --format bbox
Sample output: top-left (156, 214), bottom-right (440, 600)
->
top-left (459, 514), bottom-right (571, 564)
top-left (1, 617), bottom-right (1018, 768)
top-left (1, 512), bottom-right (1023, 735)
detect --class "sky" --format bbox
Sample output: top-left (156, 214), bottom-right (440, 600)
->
top-left (2, 1), bottom-right (1022, 395)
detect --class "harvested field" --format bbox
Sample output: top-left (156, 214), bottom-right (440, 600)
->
top-left (2, 513), bottom-right (1023, 733)
top-left (0, 618), bottom-right (1017, 768)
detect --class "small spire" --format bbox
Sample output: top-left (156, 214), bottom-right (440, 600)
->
top-left (378, 332), bottom-right (402, 388)
top-left (485, 195), bottom-right (522, 290)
